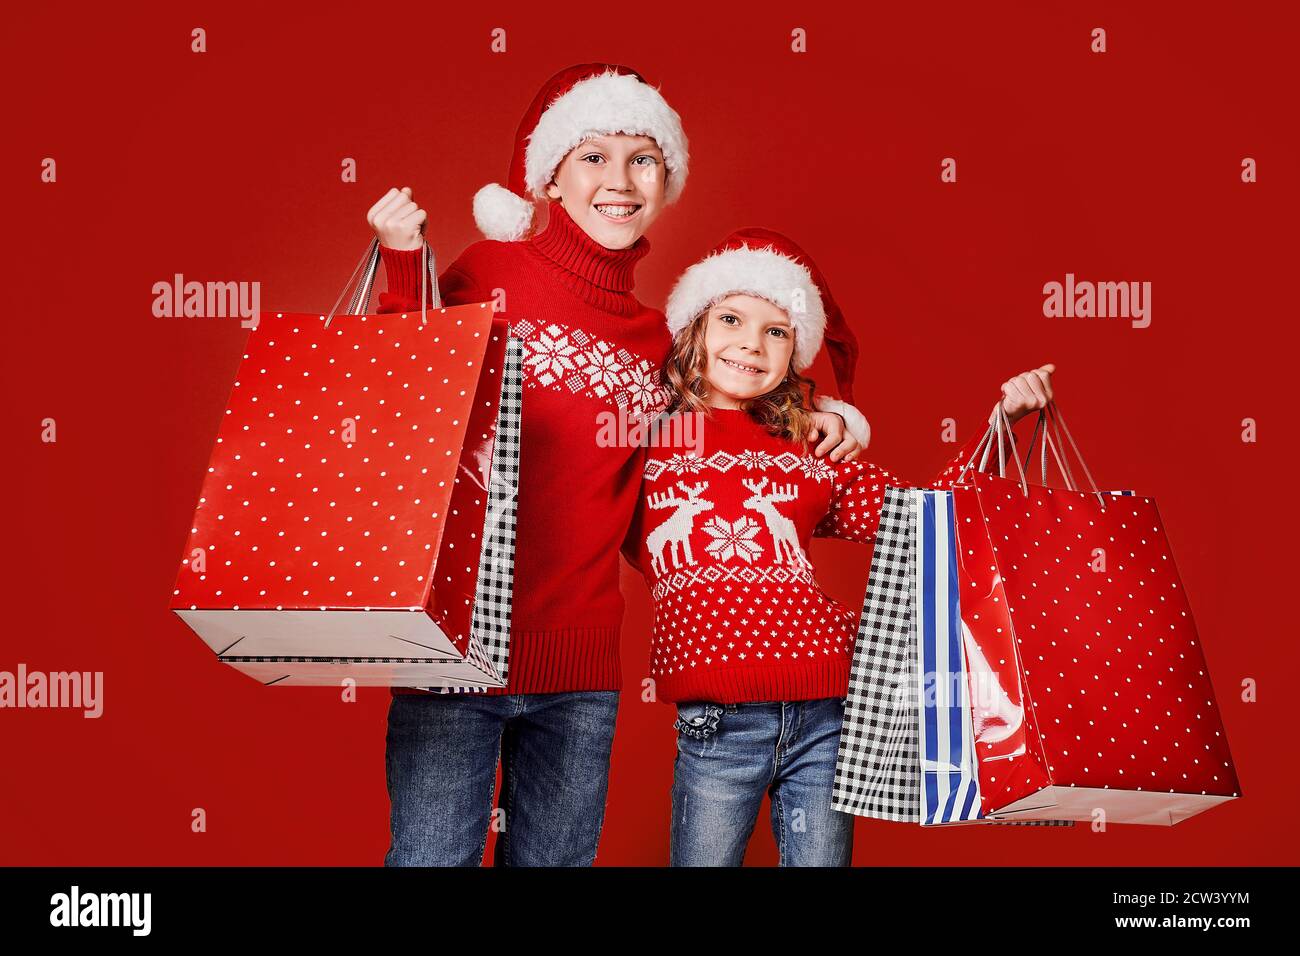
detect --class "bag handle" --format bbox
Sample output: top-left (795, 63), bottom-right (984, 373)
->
top-left (957, 403), bottom-right (1029, 495)
top-left (323, 237), bottom-right (442, 329)
top-left (1018, 401), bottom-right (1105, 506)
top-left (1021, 409), bottom-right (1073, 489)
top-left (957, 400), bottom-right (1109, 509)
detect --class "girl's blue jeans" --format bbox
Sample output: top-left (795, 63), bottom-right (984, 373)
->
top-left (669, 696), bottom-right (854, 867)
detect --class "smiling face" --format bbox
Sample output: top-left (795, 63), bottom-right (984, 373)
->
top-left (543, 133), bottom-right (666, 249)
top-left (700, 294), bottom-right (796, 409)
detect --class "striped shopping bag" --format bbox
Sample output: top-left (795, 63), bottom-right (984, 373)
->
top-left (912, 489), bottom-right (983, 826)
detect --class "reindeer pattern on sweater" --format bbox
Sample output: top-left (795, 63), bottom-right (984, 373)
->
top-left (625, 407), bottom-right (983, 704)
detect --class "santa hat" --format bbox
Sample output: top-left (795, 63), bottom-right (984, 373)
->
top-left (664, 229), bottom-right (870, 446)
top-left (473, 63), bottom-right (690, 242)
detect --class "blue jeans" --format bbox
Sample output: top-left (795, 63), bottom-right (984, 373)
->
top-left (384, 690), bottom-right (620, 866)
top-left (669, 697), bottom-right (854, 867)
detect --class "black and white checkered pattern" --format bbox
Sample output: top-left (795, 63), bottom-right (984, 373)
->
top-left (420, 333), bottom-right (522, 694)
top-left (833, 486), bottom-right (922, 821)
top-left (468, 334), bottom-right (522, 679)
top-left (986, 819), bottom-right (1075, 826)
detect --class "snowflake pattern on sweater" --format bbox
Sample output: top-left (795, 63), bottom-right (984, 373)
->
top-left (627, 408), bottom-right (986, 704)
top-left (515, 316), bottom-right (668, 425)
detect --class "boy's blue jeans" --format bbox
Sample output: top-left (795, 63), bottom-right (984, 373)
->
top-left (669, 697), bottom-right (854, 867)
top-left (384, 690), bottom-right (620, 866)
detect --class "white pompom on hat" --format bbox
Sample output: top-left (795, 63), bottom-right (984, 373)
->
top-left (472, 63), bottom-right (690, 242)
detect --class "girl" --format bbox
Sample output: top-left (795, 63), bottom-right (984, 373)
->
top-left (626, 228), bottom-right (1055, 866)
top-left (364, 65), bottom-right (864, 867)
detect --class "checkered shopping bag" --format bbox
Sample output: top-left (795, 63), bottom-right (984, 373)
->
top-left (832, 487), bottom-right (920, 821)
top-left (417, 333), bottom-right (523, 693)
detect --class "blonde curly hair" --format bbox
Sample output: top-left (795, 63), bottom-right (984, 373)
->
top-left (661, 307), bottom-right (821, 445)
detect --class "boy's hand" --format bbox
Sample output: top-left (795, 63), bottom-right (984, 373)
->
top-left (807, 411), bottom-right (862, 463)
top-left (367, 187), bottom-right (427, 251)
top-left (990, 363), bottom-right (1056, 425)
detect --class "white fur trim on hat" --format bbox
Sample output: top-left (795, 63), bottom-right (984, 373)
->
top-left (664, 245), bottom-right (827, 371)
top-left (525, 70), bottom-right (690, 204)
top-left (813, 395), bottom-right (871, 448)
top-left (472, 182), bottom-right (536, 242)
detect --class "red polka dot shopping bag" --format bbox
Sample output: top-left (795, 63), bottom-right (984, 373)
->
top-left (950, 402), bottom-right (1241, 825)
top-left (169, 240), bottom-right (521, 688)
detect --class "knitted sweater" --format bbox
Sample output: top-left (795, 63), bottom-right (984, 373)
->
top-left (624, 407), bottom-right (989, 704)
top-left (376, 201), bottom-right (671, 694)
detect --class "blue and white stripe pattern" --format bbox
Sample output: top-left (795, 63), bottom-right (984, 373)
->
top-left (912, 490), bottom-right (984, 826)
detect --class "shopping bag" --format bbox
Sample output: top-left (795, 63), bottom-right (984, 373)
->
top-left (833, 482), bottom-right (1074, 827)
top-left (832, 487), bottom-right (922, 821)
top-left (951, 402), bottom-right (1241, 824)
top-left (412, 331), bottom-right (523, 694)
top-left (169, 239), bottom-right (521, 687)
top-left (911, 489), bottom-right (984, 825)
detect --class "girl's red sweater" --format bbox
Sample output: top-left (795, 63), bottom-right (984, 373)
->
top-left (376, 201), bottom-right (671, 695)
top-left (624, 407), bottom-right (988, 704)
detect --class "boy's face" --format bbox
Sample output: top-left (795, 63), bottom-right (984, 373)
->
top-left (545, 134), bottom-right (666, 249)
top-left (700, 294), bottom-right (795, 409)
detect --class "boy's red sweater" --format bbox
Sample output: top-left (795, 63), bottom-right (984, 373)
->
top-left (376, 201), bottom-right (670, 695)
top-left (624, 408), bottom-right (989, 704)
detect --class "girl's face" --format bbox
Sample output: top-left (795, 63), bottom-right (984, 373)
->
top-left (544, 134), bottom-right (666, 249)
top-left (700, 294), bottom-right (795, 409)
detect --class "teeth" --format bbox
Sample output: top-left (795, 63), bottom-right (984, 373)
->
top-left (723, 358), bottom-right (762, 374)
top-left (596, 204), bottom-right (638, 218)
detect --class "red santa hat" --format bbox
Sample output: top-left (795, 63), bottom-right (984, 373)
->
top-left (472, 63), bottom-right (690, 242)
top-left (664, 228), bottom-right (870, 446)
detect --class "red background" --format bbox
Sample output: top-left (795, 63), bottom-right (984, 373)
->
top-left (2, 1), bottom-right (1295, 865)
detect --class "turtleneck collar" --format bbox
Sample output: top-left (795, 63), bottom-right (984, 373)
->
top-left (526, 201), bottom-right (651, 316)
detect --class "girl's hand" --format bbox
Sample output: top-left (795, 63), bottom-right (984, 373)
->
top-left (990, 363), bottom-right (1056, 425)
top-left (366, 186), bottom-right (427, 251)
top-left (808, 411), bottom-right (862, 462)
